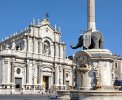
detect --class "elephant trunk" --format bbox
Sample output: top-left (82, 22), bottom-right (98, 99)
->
top-left (70, 42), bottom-right (83, 49)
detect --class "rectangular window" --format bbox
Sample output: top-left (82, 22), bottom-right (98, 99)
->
top-left (115, 63), bottom-right (118, 68)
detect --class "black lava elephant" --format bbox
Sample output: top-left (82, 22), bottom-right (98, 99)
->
top-left (70, 31), bottom-right (104, 49)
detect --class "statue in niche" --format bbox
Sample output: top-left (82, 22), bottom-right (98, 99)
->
top-left (70, 30), bottom-right (104, 49)
top-left (44, 41), bottom-right (50, 55)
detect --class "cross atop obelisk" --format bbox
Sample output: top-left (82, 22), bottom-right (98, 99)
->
top-left (87, 0), bottom-right (96, 31)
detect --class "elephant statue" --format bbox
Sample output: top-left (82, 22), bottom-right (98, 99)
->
top-left (70, 31), bottom-right (104, 49)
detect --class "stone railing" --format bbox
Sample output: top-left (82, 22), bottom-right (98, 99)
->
top-left (0, 49), bottom-right (26, 57)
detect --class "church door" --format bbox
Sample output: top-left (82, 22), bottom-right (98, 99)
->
top-left (43, 76), bottom-right (49, 90)
top-left (66, 81), bottom-right (69, 90)
top-left (15, 78), bottom-right (22, 89)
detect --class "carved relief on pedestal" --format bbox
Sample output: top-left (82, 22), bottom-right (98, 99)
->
top-left (93, 64), bottom-right (101, 89)
top-left (74, 52), bottom-right (90, 73)
top-left (111, 65), bottom-right (117, 86)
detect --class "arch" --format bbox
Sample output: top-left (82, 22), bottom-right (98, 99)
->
top-left (42, 37), bottom-right (53, 43)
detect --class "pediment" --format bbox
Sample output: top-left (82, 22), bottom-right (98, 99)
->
top-left (42, 67), bottom-right (52, 72)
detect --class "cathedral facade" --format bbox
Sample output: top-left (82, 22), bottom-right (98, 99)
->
top-left (0, 18), bottom-right (75, 94)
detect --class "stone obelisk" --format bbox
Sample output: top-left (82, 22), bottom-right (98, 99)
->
top-left (87, 0), bottom-right (96, 31)
top-left (75, 0), bottom-right (113, 90)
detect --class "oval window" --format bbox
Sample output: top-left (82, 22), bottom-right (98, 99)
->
top-left (17, 68), bottom-right (21, 74)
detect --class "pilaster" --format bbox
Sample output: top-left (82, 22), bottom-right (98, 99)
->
top-left (27, 36), bottom-right (30, 52)
top-left (55, 66), bottom-right (59, 86)
top-left (63, 68), bottom-right (66, 85)
top-left (39, 40), bottom-right (43, 55)
top-left (10, 60), bottom-right (15, 83)
top-left (33, 38), bottom-right (35, 53)
top-left (4, 59), bottom-right (10, 84)
top-left (63, 45), bottom-right (66, 59)
top-left (26, 60), bottom-right (30, 83)
top-left (40, 70), bottom-right (43, 86)
top-left (55, 43), bottom-right (59, 57)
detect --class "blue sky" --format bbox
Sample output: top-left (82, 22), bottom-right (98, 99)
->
top-left (0, 0), bottom-right (122, 56)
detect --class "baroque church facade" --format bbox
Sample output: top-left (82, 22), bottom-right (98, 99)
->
top-left (0, 18), bottom-right (75, 94)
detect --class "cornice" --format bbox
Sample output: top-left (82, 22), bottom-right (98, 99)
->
top-left (0, 54), bottom-right (74, 66)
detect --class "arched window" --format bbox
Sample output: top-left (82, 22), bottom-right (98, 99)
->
top-left (15, 40), bottom-right (25, 51)
top-left (43, 40), bottom-right (50, 55)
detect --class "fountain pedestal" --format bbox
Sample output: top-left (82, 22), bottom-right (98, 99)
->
top-left (57, 49), bottom-right (120, 100)
top-left (74, 49), bottom-right (113, 90)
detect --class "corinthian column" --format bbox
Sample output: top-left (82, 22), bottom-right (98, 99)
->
top-left (87, 0), bottom-right (96, 31)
